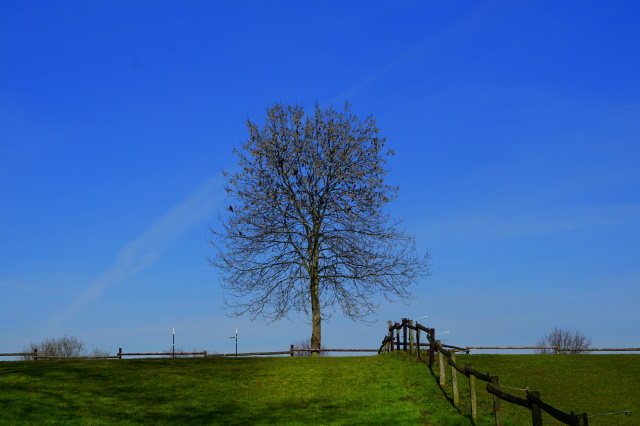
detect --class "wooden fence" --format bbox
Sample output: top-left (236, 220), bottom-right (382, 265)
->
top-left (208, 347), bottom-right (378, 357)
top-left (1, 347), bottom-right (379, 360)
top-left (377, 322), bottom-right (640, 355)
top-left (1, 348), bottom-right (208, 360)
top-left (380, 319), bottom-right (594, 426)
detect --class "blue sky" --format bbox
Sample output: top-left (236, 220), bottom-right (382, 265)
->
top-left (2, 1), bottom-right (638, 357)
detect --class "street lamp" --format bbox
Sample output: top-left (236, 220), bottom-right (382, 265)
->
top-left (414, 315), bottom-right (428, 324)
top-left (229, 327), bottom-right (238, 357)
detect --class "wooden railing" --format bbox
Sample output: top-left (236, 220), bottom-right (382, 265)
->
top-left (380, 318), bottom-right (593, 426)
top-left (2, 348), bottom-right (208, 360)
top-left (2, 347), bottom-right (379, 360)
top-left (212, 347), bottom-right (378, 357)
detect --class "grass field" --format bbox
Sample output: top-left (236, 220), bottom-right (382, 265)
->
top-left (0, 352), bottom-right (637, 425)
top-left (0, 353), bottom-right (486, 425)
top-left (444, 354), bottom-right (639, 425)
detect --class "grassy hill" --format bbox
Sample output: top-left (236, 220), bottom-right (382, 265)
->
top-left (0, 352), bottom-right (637, 425)
top-left (447, 354), bottom-right (638, 425)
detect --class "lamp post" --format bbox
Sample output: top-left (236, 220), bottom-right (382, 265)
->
top-left (230, 327), bottom-right (238, 357)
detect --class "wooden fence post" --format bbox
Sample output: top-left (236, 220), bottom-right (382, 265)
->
top-left (402, 318), bottom-right (408, 352)
top-left (396, 327), bottom-right (401, 352)
top-left (576, 412), bottom-right (589, 426)
top-left (529, 390), bottom-right (543, 426)
top-left (387, 320), bottom-right (393, 352)
top-left (416, 328), bottom-right (421, 361)
top-left (33, 348), bottom-right (38, 361)
top-left (491, 376), bottom-right (504, 426)
top-left (429, 328), bottom-right (435, 367)
top-left (290, 344), bottom-right (295, 356)
top-left (451, 350), bottom-right (459, 406)
top-left (468, 364), bottom-right (477, 422)
top-left (437, 340), bottom-right (445, 386)
top-left (409, 320), bottom-right (414, 354)
top-left (118, 348), bottom-right (122, 360)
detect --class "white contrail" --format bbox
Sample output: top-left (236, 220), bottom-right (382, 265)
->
top-left (52, 174), bottom-right (224, 328)
top-left (373, 44), bottom-right (522, 105)
top-left (325, 46), bottom-right (422, 106)
top-left (453, 44), bottom-right (520, 72)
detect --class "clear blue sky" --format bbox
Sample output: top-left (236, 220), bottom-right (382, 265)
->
top-left (2, 1), bottom-right (638, 357)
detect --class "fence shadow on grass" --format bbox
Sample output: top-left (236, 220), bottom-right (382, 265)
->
top-left (381, 318), bottom-right (592, 426)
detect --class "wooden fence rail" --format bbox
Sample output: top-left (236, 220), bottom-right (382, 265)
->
top-left (290, 348), bottom-right (378, 353)
top-left (8, 345), bottom-right (635, 360)
top-left (0, 349), bottom-right (209, 360)
top-left (1, 347), bottom-right (380, 360)
top-left (381, 318), bottom-right (594, 426)
top-left (466, 346), bottom-right (640, 352)
top-left (208, 351), bottom-right (293, 357)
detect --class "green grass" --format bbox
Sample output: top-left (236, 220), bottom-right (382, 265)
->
top-left (441, 354), bottom-right (640, 425)
top-left (0, 353), bottom-right (485, 425)
top-left (1, 353), bottom-right (637, 425)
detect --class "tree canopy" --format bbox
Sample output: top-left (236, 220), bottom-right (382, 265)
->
top-left (210, 103), bottom-right (430, 354)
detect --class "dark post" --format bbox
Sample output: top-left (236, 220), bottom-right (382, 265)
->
top-left (402, 318), bottom-right (408, 352)
top-left (577, 412), bottom-right (589, 426)
top-left (172, 328), bottom-right (175, 358)
top-left (429, 328), bottom-right (435, 367)
top-left (396, 326), bottom-right (401, 351)
top-left (416, 328), bottom-right (421, 360)
top-left (118, 348), bottom-right (122, 360)
top-left (529, 390), bottom-right (543, 426)
top-left (290, 344), bottom-right (295, 356)
top-left (33, 348), bottom-right (38, 361)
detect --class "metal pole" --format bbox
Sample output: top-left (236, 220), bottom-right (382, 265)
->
top-left (230, 327), bottom-right (238, 357)
top-left (172, 328), bottom-right (175, 358)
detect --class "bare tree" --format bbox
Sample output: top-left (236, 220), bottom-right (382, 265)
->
top-left (86, 347), bottom-right (112, 358)
top-left (535, 327), bottom-right (593, 354)
top-left (162, 347), bottom-right (190, 358)
top-left (22, 335), bottom-right (85, 360)
top-left (162, 347), bottom-right (206, 358)
top-left (210, 103), bottom-right (430, 356)
top-left (291, 338), bottom-right (329, 357)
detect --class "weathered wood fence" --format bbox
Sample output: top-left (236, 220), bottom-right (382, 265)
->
top-left (380, 318), bottom-right (592, 426)
top-left (211, 347), bottom-right (378, 357)
top-left (1, 347), bottom-right (379, 360)
top-left (2, 348), bottom-right (208, 360)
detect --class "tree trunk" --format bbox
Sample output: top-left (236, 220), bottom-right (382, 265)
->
top-left (310, 273), bottom-right (321, 356)
top-left (309, 221), bottom-right (322, 357)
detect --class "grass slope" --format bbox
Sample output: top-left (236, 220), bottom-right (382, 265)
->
top-left (444, 354), bottom-right (639, 425)
top-left (0, 353), bottom-right (481, 425)
top-left (2, 353), bottom-right (637, 425)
